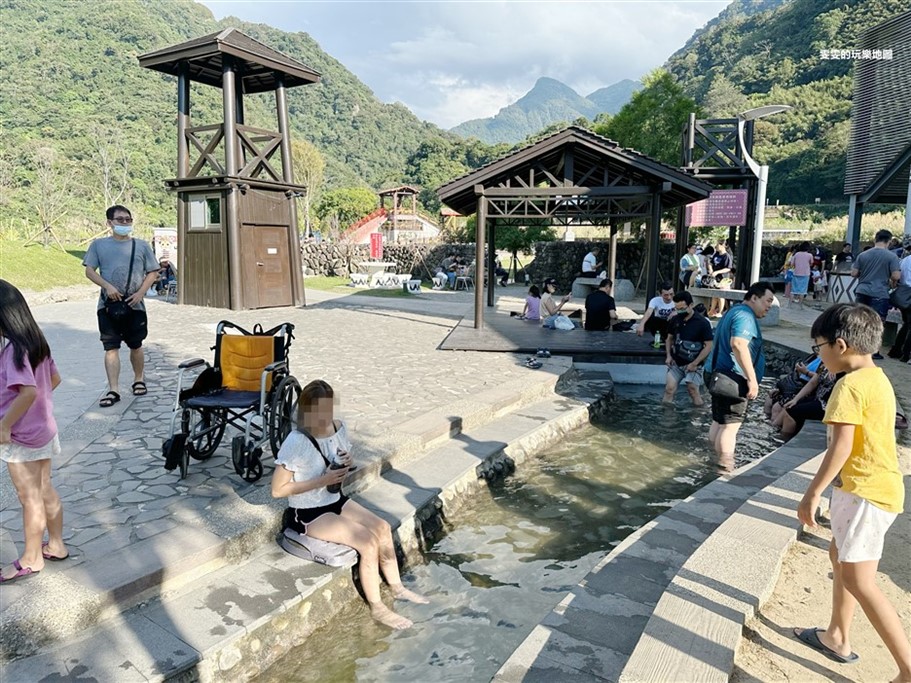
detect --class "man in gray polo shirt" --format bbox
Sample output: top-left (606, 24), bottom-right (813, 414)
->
top-left (852, 229), bottom-right (901, 358)
top-left (83, 205), bottom-right (160, 407)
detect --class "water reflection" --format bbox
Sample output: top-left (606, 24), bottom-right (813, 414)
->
top-left (256, 382), bottom-right (778, 682)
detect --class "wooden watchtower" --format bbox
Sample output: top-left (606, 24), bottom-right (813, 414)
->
top-left (139, 29), bottom-right (320, 309)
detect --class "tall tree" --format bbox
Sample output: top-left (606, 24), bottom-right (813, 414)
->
top-left (702, 73), bottom-right (749, 119)
top-left (594, 69), bottom-right (700, 165)
top-left (30, 145), bottom-right (72, 248)
top-left (90, 124), bottom-right (132, 211)
top-left (291, 138), bottom-right (325, 236)
top-left (314, 187), bottom-right (377, 237)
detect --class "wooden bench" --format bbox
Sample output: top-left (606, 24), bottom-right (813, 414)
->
top-left (688, 287), bottom-right (780, 326)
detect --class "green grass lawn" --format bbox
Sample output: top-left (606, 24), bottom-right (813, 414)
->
top-left (0, 240), bottom-right (89, 291)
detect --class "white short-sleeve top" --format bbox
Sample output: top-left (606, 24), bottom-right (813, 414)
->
top-left (275, 421), bottom-right (352, 509)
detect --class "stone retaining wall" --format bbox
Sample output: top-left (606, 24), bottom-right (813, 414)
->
top-left (301, 243), bottom-right (478, 280)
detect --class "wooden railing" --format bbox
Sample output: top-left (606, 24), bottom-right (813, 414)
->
top-left (183, 122), bottom-right (285, 181)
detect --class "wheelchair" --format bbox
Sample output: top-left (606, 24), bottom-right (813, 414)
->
top-left (162, 321), bottom-right (300, 482)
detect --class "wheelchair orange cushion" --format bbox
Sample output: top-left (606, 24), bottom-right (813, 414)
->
top-left (219, 335), bottom-right (275, 392)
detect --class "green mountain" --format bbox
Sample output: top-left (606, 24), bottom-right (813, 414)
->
top-left (0, 0), bottom-right (449, 231)
top-left (664, 0), bottom-right (909, 203)
top-left (450, 77), bottom-right (640, 144)
top-left (586, 80), bottom-right (643, 114)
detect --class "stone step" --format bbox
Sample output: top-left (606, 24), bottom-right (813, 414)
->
top-left (0, 357), bottom-right (575, 662)
top-left (2, 386), bottom-right (606, 681)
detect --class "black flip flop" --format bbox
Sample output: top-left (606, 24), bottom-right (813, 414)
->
top-left (99, 391), bottom-right (121, 408)
top-left (793, 627), bottom-right (859, 664)
top-left (131, 381), bottom-right (148, 396)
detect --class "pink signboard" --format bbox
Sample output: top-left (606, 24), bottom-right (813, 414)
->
top-left (685, 189), bottom-right (749, 227)
top-left (369, 232), bottom-right (383, 259)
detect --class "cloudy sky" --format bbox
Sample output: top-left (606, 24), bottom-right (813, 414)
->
top-left (200, 1), bottom-right (728, 129)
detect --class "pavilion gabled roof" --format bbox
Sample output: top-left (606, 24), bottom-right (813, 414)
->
top-left (438, 125), bottom-right (713, 216)
top-left (138, 27), bottom-right (320, 93)
top-left (379, 185), bottom-right (419, 196)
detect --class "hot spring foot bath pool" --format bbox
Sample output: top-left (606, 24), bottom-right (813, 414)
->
top-left (256, 383), bottom-right (780, 682)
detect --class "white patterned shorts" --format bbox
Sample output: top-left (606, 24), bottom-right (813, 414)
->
top-left (0, 434), bottom-right (61, 464)
top-left (830, 488), bottom-right (898, 563)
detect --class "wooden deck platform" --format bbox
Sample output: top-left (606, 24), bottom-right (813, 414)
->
top-left (439, 309), bottom-right (665, 361)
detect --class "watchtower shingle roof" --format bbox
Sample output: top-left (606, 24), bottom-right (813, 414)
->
top-left (138, 27), bottom-right (320, 93)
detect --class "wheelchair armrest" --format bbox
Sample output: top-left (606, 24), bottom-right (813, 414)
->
top-left (264, 360), bottom-right (287, 374)
top-left (178, 358), bottom-right (208, 370)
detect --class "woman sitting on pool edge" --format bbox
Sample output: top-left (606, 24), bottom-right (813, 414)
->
top-left (271, 379), bottom-right (427, 629)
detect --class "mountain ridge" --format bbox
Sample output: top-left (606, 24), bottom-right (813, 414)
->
top-left (450, 76), bottom-right (641, 144)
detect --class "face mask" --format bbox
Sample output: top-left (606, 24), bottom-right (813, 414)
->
top-left (113, 224), bottom-right (133, 236)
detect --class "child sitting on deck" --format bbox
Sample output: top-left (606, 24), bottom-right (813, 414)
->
top-left (794, 303), bottom-right (910, 680)
top-left (522, 285), bottom-right (542, 321)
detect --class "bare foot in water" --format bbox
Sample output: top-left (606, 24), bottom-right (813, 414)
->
top-left (392, 585), bottom-right (429, 604)
top-left (370, 603), bottom-right (413, 630)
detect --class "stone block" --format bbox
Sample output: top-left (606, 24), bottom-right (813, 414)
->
top-left (613, 278), bottom-right (635, 301)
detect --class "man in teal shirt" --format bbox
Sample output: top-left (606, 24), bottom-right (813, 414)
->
top-left (706, 282), bottom-right (775, 471)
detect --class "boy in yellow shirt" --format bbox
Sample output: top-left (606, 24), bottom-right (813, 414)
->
top-left (794, 303), bottom-right (910, 681)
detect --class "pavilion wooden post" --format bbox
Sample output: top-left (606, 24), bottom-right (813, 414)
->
top-left (609, 223), bottom-right (619, 283)
top-left (276, 76), bottom-right (305, 306)
top-left (176, 64), bottom-right (190, 305)
top-left (486, 216), bottom-right (496, 307)
top-left (474, 186), bottom-right (487, 329)
top-left (646, 190), bottom-right (662, 301)
top-left (222, 57), bottom-right (242, 309)
top-left (674, 207), bottom-right (689, 289)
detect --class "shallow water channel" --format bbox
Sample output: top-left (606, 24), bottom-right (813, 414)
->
top-left (257, 382), bottom-right (778, 682)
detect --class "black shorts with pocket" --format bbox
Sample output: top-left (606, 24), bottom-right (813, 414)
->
top-left (711, 393), bottom-right (749, 424)
top-left (97, 308), bottom-right (148, 350)
top-left (284, 496), bottom-right (350, 534)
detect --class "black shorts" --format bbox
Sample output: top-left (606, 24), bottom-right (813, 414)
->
top-left (711, 393), bottom-right (749, 424)
top-left (785, 398), bottom-right (825, 430)
top-left (284, 496), bottom-right (350, 534)
top-left (97, 308), bottom-right (148, 351)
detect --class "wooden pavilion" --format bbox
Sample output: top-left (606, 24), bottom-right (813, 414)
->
top-left (437, 126), bottom-right (714, 328)
top-left (139, 28), bottom-right (320, 309)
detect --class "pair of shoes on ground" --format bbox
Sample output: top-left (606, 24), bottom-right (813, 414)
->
top-left (98, 381), bottom-right (147, 408)
top-left (535, 348), bottom-right (551, 358)
top-left (524, 357), bottom-right (543, 369)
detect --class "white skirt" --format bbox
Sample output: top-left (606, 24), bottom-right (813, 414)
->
top-left (0, 434), bottom-right (61, 464)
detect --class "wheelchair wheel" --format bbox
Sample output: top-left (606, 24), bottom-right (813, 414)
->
top-left (182, 408), bottom-right (226, 461)
top-left (231, 435), bottom-right (247, 476)
top-left (244, 447), bottom-right (264, 482)
top-left (269, 376), bottom-right (301, 454)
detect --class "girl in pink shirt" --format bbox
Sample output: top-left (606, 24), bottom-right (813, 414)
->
top-left (789, 242), bottom-right (815, 308)
top-left (0, 280), bottom-right (69, 583)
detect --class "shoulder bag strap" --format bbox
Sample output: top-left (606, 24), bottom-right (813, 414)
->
top-left (299, 429), bottom-right (331, 467)
top-left (123, 239), bottom-right (136, 298)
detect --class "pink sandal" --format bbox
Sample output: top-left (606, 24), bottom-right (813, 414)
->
top-left (0, 559), bottom-right (40, 584)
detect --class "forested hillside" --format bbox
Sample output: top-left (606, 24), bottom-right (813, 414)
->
top-left (665, 0), bottom-right (909, 203)
top-left (0, 0), bottom-right (451, 233)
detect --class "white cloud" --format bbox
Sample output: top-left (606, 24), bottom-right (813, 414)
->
top-left (201, 0), bottom-right (727, 127)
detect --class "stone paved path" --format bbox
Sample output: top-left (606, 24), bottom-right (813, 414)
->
top-left (0, 288), bottom-right (545, 603)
